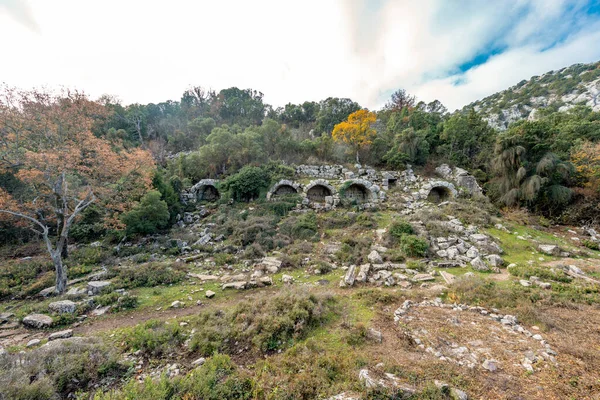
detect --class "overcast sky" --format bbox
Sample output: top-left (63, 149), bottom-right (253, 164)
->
top-left (1, 0), bottom-right (600, 111)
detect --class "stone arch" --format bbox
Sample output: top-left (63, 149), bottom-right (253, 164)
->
top-left (190, 179), bottom-right (220, 202)
top-left (267, 180), bottom-right (302, 200)
top-left (418, 180), bottom-right (457, 203)
top-left (341, 179), bottom-right (378, 204)
top-left (304, 180), bottom-right (336, 204)
top-left (427, 186), bottom-right (452, 203)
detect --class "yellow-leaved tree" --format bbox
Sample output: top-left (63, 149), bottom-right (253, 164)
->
top-left (332, 109), bottom-right (376, 163)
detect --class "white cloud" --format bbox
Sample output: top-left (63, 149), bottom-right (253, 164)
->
top-left (0, 0), bottom-right (599, 111)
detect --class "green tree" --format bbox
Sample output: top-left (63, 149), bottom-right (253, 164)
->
top-left (491, 127), bottom-right (574, 215)
top-left (439, 109), bottom-right (495, 169)
top-left (315, 97), bottom-right (361, 135)
top-left (223, 166), bottom-right (270, 202)
top-left (122, 190), bottom-right (170, 235)
top-left (152, 171), bottom-right (182, 223)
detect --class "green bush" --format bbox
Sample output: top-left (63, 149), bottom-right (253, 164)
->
top-left (289, 212), bottom-right (319, 240)
top-left (93, 354), bottom-right (252, 400)
top-left (122, 190), bottom-right (170, 235)
top-left (113, 263), bottom-right (187, 289)
top-left (0, 338), bottom-right (126, 399)
top-left (223, 165), bottom-right (270, 202)
top-left (177, 354), bottom-right (253, 399)
top-left (96, 291), bottom-right (119, 306)
top-left (224, 216), bottom-right (278, 248)
top-left (399, 235), bottom-right (428, 257)
top-left (267, 194), bottom-right (301, 216)
top-left (0, 258), bottom-right (54, 300)
top-left (389, 221), bottom-right (414, 239)
top-left (336, 236), bottom-right (371, 264)
top-left (189, 289), bottom-right (335, 355)
top-left (124, 320), bottom-right (186, 357)
top-left (582, 239), bottom-right (600, 251)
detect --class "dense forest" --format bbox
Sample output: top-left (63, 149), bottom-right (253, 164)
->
top-left (1, 64), bottom-right (600, 250)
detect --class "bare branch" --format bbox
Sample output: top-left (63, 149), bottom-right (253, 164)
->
top-left (0, 209), bottom-right (48, 233)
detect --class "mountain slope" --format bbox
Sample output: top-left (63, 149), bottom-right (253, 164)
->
top-left (465, 61), bottom-right (600, 130)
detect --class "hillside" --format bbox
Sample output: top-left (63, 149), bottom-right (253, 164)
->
top-left (1, 65), bottom-right (600, 399)
top-left (466, 61), bottom-right (600, 130)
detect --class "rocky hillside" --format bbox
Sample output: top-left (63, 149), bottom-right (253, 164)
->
top-left (466, 61), bottom-right (600, 130)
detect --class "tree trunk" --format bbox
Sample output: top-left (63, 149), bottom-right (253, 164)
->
top-left (52, 252), bottom-right (67, 294)
top-left (356, 150), bottom-right (360, 164)
top-left (61, 238), bottom-right (69, 259)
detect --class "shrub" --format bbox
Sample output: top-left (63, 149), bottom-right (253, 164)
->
top-left (114, 263), bottom-right (187, 289)
top-left (95, 291), bottom-right (119, 306)
top-left (0, 258), bottom-right (54, 300)
top-left (124, 320), bottom-right (186, 357)
top-left (288, 212), bottom-right (319, 241)
top-left (122, 190), bottom-right (170, 235)
top-left (336, 236), bottom-right (371, 264)
top-left (223, 166), bottom-right (270, 202)
top-left (267, 194), bottom-right (302, 217)
top-left (389, 221), bottom-right (414, 239)
top-left (0, 338), bottom-right (125, 399)
top-left (189, 289), bottom-right (335, 355)
top-left (344, 323), bottom-right (368, 346)
top-left (177, 354), bottom-right (253, 399)
top-left (582, 239), bottom-right (600, 251)
top-left (400, 235), bottom-right (428, 257)
top-left (117, 295), bottom-right (139, 310)
top-left (224, 216), bottom-right (278, 248)
top-left (93, 354), bottom-right (252, 400)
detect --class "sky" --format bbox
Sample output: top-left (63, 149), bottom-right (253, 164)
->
top-left (1, 0), bottom-right (600, 111)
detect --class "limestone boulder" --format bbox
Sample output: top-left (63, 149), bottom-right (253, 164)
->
top-left (23, 314), bottom-right (54, 329)
top-left (48, 300), bottom-right (77, 314)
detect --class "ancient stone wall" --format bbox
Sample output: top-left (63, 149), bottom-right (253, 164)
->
top-left (182, 163), bottom-right (484, 211)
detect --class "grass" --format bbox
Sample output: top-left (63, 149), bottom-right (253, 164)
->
top-left (485, 225), bottom-right (566, 266)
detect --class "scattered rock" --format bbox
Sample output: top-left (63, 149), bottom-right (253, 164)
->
top-left (257, 257), bottom-right (282, 274)
top-left (485, 254), bottom-right (504, 267)
top-left (470, 257), bottom-right (488, 271)
top-left (26, 339), bottom-right (41, 347)
top-left (22, 314), bottom-right (54, 329)
top-left (170, 300), bottom-right (185, 309)
top-left (538, 244), bottom-right (560, 256)
top-left (440, 271), bottom-right (456, 284)
top-left (39, 286), bottom-right (58, 297)
top-left (450, 388), bottom-right (469, 400)
top-left (367, 250), bottom-right (383, 264)
top-left (0, 312), bottom-right (14, 322)
top-left (48, 300), bottom-right (77, 314)
top-left (282, 274), bottom-right (294, 284)
top-left (222, 281), bottom-right (247, 290)
top-left (367, 328), bottom-right (383, 343)
top-left (482, 359), bottom-right (498, 372)
top-left (205, 290), bottom-right (215, 298)
top-left (91, 306), bottom-right (110, 316)
top-left (48, 329), bottom-right (73, 341)
top-left (188, 273), bottom-right (219, 281)
top-left (192, 357), bottom-right (206, 367)
top-left (413, 273), bottom-right (435, 282)
top-left (343, 265), bottom-right (358, 286)
top-left (87, 281), bottom-right (112, 295)
top-left (356, 264), bottom-right (371, 283)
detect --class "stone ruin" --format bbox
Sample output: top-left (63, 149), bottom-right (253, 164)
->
top-left (180, 163), bottom-right (483, 211)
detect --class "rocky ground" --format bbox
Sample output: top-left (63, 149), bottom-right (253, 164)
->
top-left (1, 196), bottom-right (600, 399)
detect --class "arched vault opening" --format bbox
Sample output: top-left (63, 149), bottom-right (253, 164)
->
top-left (343, 183), bottom-right (370, 203)
top-left (306, 184), bottom-right (332, 203)
top-left (272, 184), bottom-right (298, 197)
top-left (197, 185), bottom-right (220, 202)
top-left (427, 186), bottom-right (452, 203)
